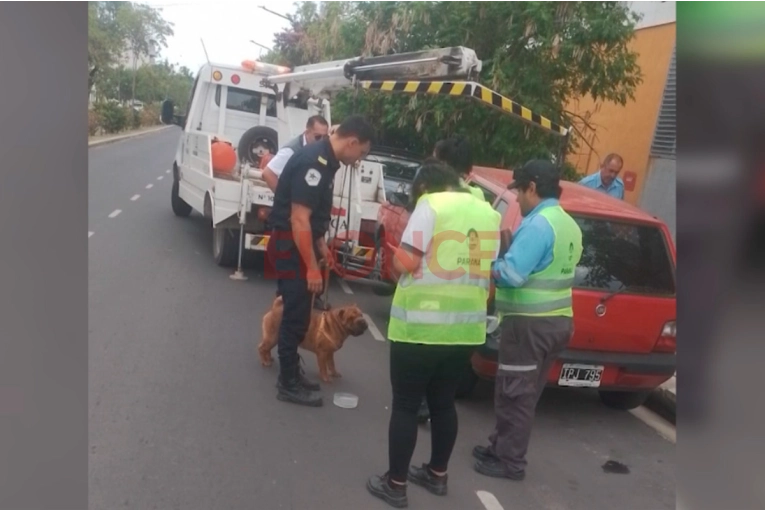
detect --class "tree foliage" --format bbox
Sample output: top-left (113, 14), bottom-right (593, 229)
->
top-left (93, 61), bottom-right (194, 111)
top-left (88, 1), bottom-right (176, 102)
top-left (264, 1), bottom-right (643, 171)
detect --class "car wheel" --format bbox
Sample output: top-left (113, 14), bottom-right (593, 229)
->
top-left (372, 233), bottom-right (396, 296)
top-left (598, 390), bottom-right (651, 411)
top-left (213, 226), bottom-right (240, 267)
top-left (171, 176), bottom-right (192, 217)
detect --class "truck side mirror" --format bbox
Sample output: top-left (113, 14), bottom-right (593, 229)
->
top-left (160, 100), bottom-right (175, 125)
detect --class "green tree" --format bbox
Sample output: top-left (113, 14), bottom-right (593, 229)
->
top-left (88, 2), bottom-right (123, 91)
top-left (264, 1), bottom-right (643, 173)
top-left (115, 2), bottom-right (174, 105)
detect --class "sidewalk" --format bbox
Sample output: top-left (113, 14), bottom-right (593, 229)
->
top-left (88, 125), bottom-right (173, 148)
top-left (645, 374), bottom-right (676, 424)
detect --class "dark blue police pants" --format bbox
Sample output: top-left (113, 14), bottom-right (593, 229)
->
top-left (269, 236), bottom-right (312, 376)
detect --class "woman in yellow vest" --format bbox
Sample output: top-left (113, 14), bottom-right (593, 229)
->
top-left (473, 160), bottom-right (583, 482)
top-left (366, 162), bottom-right (502, 508)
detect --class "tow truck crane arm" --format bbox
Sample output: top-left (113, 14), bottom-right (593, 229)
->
top-left (261, 47), bottom-right (483, 98)
top-left (260, 46), bottom-right (568, 138)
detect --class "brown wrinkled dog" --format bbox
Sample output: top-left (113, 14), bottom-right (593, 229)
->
top-left (258, 296), bottom-right (369, 383)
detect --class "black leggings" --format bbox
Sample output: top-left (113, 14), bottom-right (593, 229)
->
top-left (388, 341), bottom-right (475, 482)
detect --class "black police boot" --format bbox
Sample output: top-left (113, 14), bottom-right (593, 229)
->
top-left (296, 357), bottom-right (320, 391)
top-left (276, 364), bottom-right (323, 407)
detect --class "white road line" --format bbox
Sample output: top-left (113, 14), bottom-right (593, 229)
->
top-left (630, 406), bottom-right (676, 443)
top-left (157, 176), bottom-right (164, 181)
top-left (165, 169), bottom-right (171, 174)
top-left (363, 313), bottom-right (385, 342)
top-left (338, 279), bottom-right (353, 295)
top-left (108, 209), bottom-right (122, 219)
top-left (477, 491), bottom-right (504, 510)
top-left (146, 183), bottom-right (153, 189)
top-left (130, 194), bottom-right (140, 201)
top-left (88, 231), bottom-right (94, 238)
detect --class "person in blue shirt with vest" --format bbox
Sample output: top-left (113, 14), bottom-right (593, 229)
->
top-left (578, 153), bottom-right (625, 200)
top-left (473, 159), bottom-right (583, 482)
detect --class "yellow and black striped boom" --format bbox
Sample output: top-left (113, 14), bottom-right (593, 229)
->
top-left (359, 80), bottom-right (568, 137)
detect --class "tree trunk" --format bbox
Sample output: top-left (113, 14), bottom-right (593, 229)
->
top-left (131, 57), bottom-right (138, 106)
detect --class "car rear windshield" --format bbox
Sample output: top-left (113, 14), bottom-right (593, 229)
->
top-left (572, 216), bottom-right (676, 296)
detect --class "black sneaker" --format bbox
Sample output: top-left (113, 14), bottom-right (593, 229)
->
top-left (472, 445), bottom-right (498, 463)
top-left (474, 458), bottom-right (525, 481)
top-left (366, 473), bottom-right (408, 508)
top-left (276, 374), bottom-right (323, 407)
top-left (407, 464), bottom-right (447, 496)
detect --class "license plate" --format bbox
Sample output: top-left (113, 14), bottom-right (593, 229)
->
top-left (558, 364), bottom-right (604, 388)
top-left (245, 234), bottom-right (269, 251)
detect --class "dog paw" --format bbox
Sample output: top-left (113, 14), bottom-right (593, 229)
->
top-left (320, 375), bottom-right (332, 383)
top-left (261, 359), bottom-right (273, 367)
top-left (331, 372), bottom-right (343, 379)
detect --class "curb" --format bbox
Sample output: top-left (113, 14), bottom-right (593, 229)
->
top-left (88, 125), bottom-right (174, 148)
top-left (644, 376), bottom-right (676, 425)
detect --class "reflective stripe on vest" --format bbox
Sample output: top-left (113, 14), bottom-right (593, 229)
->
top-left (390, 306), bottom-right (486, 325)
top-left (398, 269), bottom-right (491, 290)
top-left (495, 205), bottom-right (583, 319)
top-left (387, 191), bottom-right (501, 345)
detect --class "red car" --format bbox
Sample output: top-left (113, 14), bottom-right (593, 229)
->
top-left (373, 166), bottom-right (677, 410)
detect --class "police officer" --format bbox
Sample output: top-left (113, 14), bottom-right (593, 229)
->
top-left (263, 115), bottom-right (332, 311)
top-left (262, 115), bottom-right (329, 192)
top-left (266, 115), bottom-right (375, 407)
top-left (473, 160), bottom-right (583, 481)
top-left (366, 162), bottom-right (501, 508)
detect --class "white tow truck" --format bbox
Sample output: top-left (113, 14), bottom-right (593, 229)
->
top-left (159, 47), bottom-right (483, 273)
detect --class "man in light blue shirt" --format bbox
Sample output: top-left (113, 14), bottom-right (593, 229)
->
top-left (578, 153), bottom-right (625, 200)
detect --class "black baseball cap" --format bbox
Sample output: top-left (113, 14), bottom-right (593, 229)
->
top-left (507, 159), bottom-right (560, 190)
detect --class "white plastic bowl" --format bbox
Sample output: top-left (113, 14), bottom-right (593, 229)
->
top-left (333, 392), bottom-right (359, 409)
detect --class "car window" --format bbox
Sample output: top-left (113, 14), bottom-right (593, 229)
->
top-left (215, 85), bottom-right (277, 117)
top-left (471, 182), bottom-right (497, 204)
top-left (494, 199), bottom-right (509, 218)
top-left (573, 216), bottom-right (676, 295)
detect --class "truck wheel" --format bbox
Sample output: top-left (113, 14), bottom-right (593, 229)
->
top-left (171, 178), bottom-right (192, 217)
top-left (598, 390), bottom-right (651, 411)
top-left (372, 233), bottom-right (396, 296)
top-left (454, 368), bottom-right (479, 399)
top-left (238, 126), bottom-right (278, 167)
top-left (213, 226), bottom-right (240, 267)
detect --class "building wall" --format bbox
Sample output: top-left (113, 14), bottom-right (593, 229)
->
top-left (566, 21), bottom-right (676, 206)
top-left (640, 157), bottom-right (676, 240)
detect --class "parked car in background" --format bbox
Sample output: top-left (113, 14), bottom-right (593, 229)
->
top-left (374, 166), bottom-right (677, 410)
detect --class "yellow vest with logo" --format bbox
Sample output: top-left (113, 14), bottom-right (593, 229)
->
top-left (495, 205), bottom-right (583, 318)
top-left (388, 191), bottom-right (501, 344)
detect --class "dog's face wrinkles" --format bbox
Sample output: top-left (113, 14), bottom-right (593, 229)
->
top-left (337, 305), bottom-right (368, 337)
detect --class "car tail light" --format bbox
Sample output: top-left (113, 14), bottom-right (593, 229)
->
top-left (653, 321), bottom-right (676, 353)
top-left (257, 207), bottom-right (271, 221)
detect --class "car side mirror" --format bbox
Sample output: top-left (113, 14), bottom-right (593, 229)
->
top-left (160, 99), bottom-right (179, 126)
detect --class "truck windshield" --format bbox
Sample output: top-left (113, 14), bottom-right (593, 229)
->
top-left (572, 216), bottom-right (676, 296)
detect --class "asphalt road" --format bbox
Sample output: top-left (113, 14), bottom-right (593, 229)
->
top-left (88, 129), bottom-right (675, 510)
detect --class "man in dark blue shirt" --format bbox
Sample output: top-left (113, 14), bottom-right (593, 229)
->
top-left (267, 115), bottom-right (375, 407)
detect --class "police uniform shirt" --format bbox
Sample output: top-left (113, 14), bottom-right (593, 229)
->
top-left (269, 138), bottom-right (341, 239)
